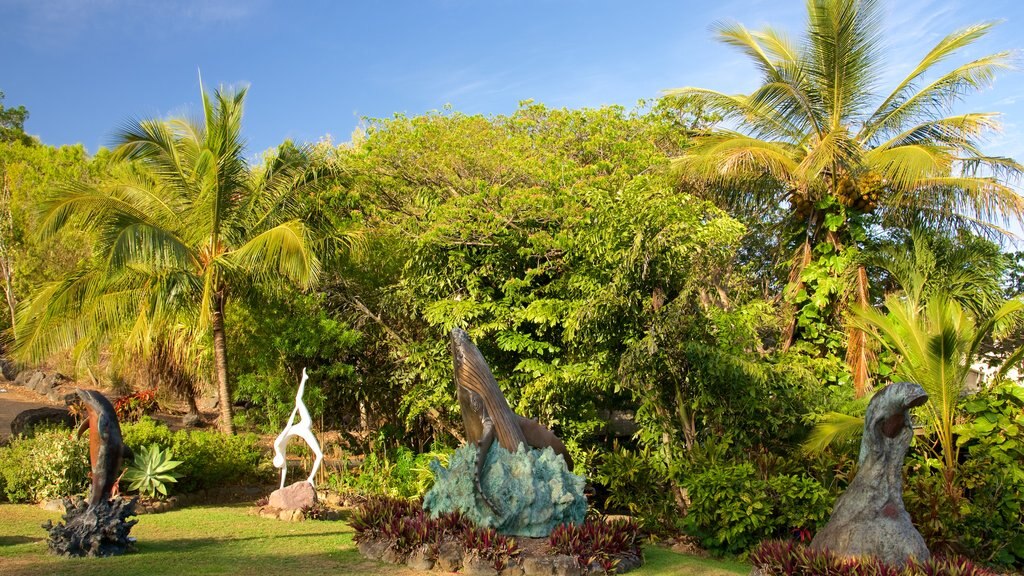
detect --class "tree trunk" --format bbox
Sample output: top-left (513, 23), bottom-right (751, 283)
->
top-left (846, 265), bottom-right (873, 397)
top-left (781, 240), bottom-right (814, 350)
top-left (211, 291), bottom-right (234, 434)
top-left (0, 170), bottom-right (16, 342)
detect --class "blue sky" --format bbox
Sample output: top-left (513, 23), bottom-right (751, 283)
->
top-left (2, 0), bottom-right (1023, 163)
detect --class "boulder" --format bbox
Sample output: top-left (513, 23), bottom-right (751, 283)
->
top-left (550, 555), bottom-right (581, 576)
top-left (10, 407), bottom-right (74, 437)
top-left (406, 546), bottom-right (435, 571)
top-left (268, 481), bottom-right (316, 511)
top-left (523, 556), bottom-right (554, 576)
top-left (436, 541), bottom-right (465, 572)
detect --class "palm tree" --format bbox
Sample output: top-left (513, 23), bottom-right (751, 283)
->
top-left (14, 85), bottom-right (334, 433)
top-left (666, 0), bottom-right (1024, 395)
top-left (853, 292), bottom-right (1022, 493)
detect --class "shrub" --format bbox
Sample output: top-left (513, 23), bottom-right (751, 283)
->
top-left (123, 444), bottom-right (184, 499)
top-left (549, 518), bottom-right (642, 573)
top-left (0, 427), bottom-right (90, 503)
top-left (328, 446), bottom-right (451, 499)
top-left (591, 446), bottom-right (680, 534)
top-left (463, 526), bottom-right (520, 570)
top-left (113, 389), bottom-right (158, 423)
top-left (681, 462), bottom-right (832, 555)
top-left (750, 539), bottom-right (995, 576)
top-left (350, 495), bottom-right (423, 541)
top-left (121, 417), bottom-right (266, 492)
top-left (903, 383), bottom-right (1024, 569)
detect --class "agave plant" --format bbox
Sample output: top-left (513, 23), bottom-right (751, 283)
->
top-left (123, 443), bottom-right (184, 499)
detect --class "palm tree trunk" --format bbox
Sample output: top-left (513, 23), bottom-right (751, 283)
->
top-left (846, 265), bottom-right (873, 397)
top-left (781, 240), bottom-right (813, 350)
top-left (211, 291), bottom-right (234, 434)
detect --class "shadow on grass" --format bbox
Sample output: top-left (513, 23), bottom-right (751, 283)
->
top-left (0, 535), bottom-right (43, 546)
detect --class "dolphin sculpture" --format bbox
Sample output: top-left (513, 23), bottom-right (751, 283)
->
top-left (450, 328), bottom-right (574, 513)
top-left (75, 389), bottom-right (132, 508)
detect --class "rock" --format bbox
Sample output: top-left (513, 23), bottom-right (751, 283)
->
top-left (406, 545), bottom-right (435, 571)
top-left (292, 510), bottom-right (305, 522)
top-left (436, 541), bottom-right (465, 572)
top-left (324, 492), bottom-right (343, 507)
top-left (268, 480), bottom-right (316, 511)
top-left (501, 566), bottom-right (526, 576)
top-left (260, 508), bottom-right (279, 520)
top-left (523, 556), bottom-right (554, 576)
top-left (381, 546), bottom-right (406, 564)
top-left (463, 553), bottom-right (499, 576)
top-left (357, 538), bottom-right (389, 561)
top-left (809, 382), bottom-right (931, 567)
top-left (1, 358), bottom-right (17, 381)
top-left (550, 555), bottom-right (581, 576)
top-left (10, 407), bottom-right (74, 437)
top-left (199, 395), bottom-right (219, 412)
top-left (615, 554), bottom-right (643, 573)
top-left (182, 411), bottom-right (201, 428)
top-left (40, 499), bottom-right (66, 512)
top-left (14, 369), bottom-right (38, 387)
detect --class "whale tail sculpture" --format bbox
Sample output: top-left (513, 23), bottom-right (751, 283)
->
top-left (272, 368), bottom-right (324, 489)
top-left (449, 328), bottom-right (574, 512)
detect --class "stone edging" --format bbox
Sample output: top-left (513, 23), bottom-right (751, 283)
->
top-left (357, 537), bottom-right (643, 576)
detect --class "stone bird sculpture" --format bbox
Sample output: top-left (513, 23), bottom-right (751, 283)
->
top-left (810, 381), bottom-right (931, 566)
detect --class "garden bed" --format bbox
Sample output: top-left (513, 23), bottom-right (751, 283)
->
top-left (352, 496), bottom-right (643, 575)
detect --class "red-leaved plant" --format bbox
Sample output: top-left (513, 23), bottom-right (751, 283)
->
top-left (549, 518), bottom-right (642, 573)
top-left (750, 540), bottom-right (995, 576)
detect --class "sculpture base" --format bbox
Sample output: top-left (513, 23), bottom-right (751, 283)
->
top-left (423, 443), bottom-right (586, 537)
top-left (268, 481), bottom-right (316, 510)
top-left (42, 496), bottom-right (138, 557)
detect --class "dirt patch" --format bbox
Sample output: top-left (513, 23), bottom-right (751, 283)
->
top-left (0, 384), bottom-right (63, 442)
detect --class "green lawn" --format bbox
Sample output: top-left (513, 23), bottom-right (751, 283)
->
top-left (0, 504), bottom-right (749, 576)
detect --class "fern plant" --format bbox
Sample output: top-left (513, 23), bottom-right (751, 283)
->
top-left (123, 443), bottom-right (184, 499)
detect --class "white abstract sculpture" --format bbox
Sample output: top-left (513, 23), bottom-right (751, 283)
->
top-left (272, 368), bottom-right (324, 489)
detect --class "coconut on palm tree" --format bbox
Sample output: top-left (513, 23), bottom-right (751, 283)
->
top-left (666, 0), bottom-right (1024, 395)
top-left (14, 85), bottom-right (336, 433)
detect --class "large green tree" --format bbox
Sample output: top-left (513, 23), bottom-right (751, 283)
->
top-left (666, 0), bottom-right (1024, 395)
top-left (15, 85), bottom-right (333, 433)
top-left (0, 91), bottom-right (33, 146)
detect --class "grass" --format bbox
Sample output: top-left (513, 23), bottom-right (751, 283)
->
top-left (0, 503), bottom-right (749, 576)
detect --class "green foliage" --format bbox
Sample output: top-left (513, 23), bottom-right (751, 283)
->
top-left (680, 462), bottom-right (832, 555)
top-left (230, 289), bottom-right (362, 431)
top-left (855, 293), bottom-right (1023, 489)
top-left (123, 444), bottom-right (184, 499)
top-left (591, 446), bottom-right (680, 534)
top-left (0, 427), bottom-right (90, 503)
top-left (14, 86), bottom-right (339, 434)
top-left (341, 101), bottom-right (749, 446)
top-left (0, 90), bottom-right (33, 145)
top-left (120, 417), bottom-right (266, 493)
top-left (328, 446), bottom-right (450, 499)
top-left (904, 382), bottom-right (1024, 568)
